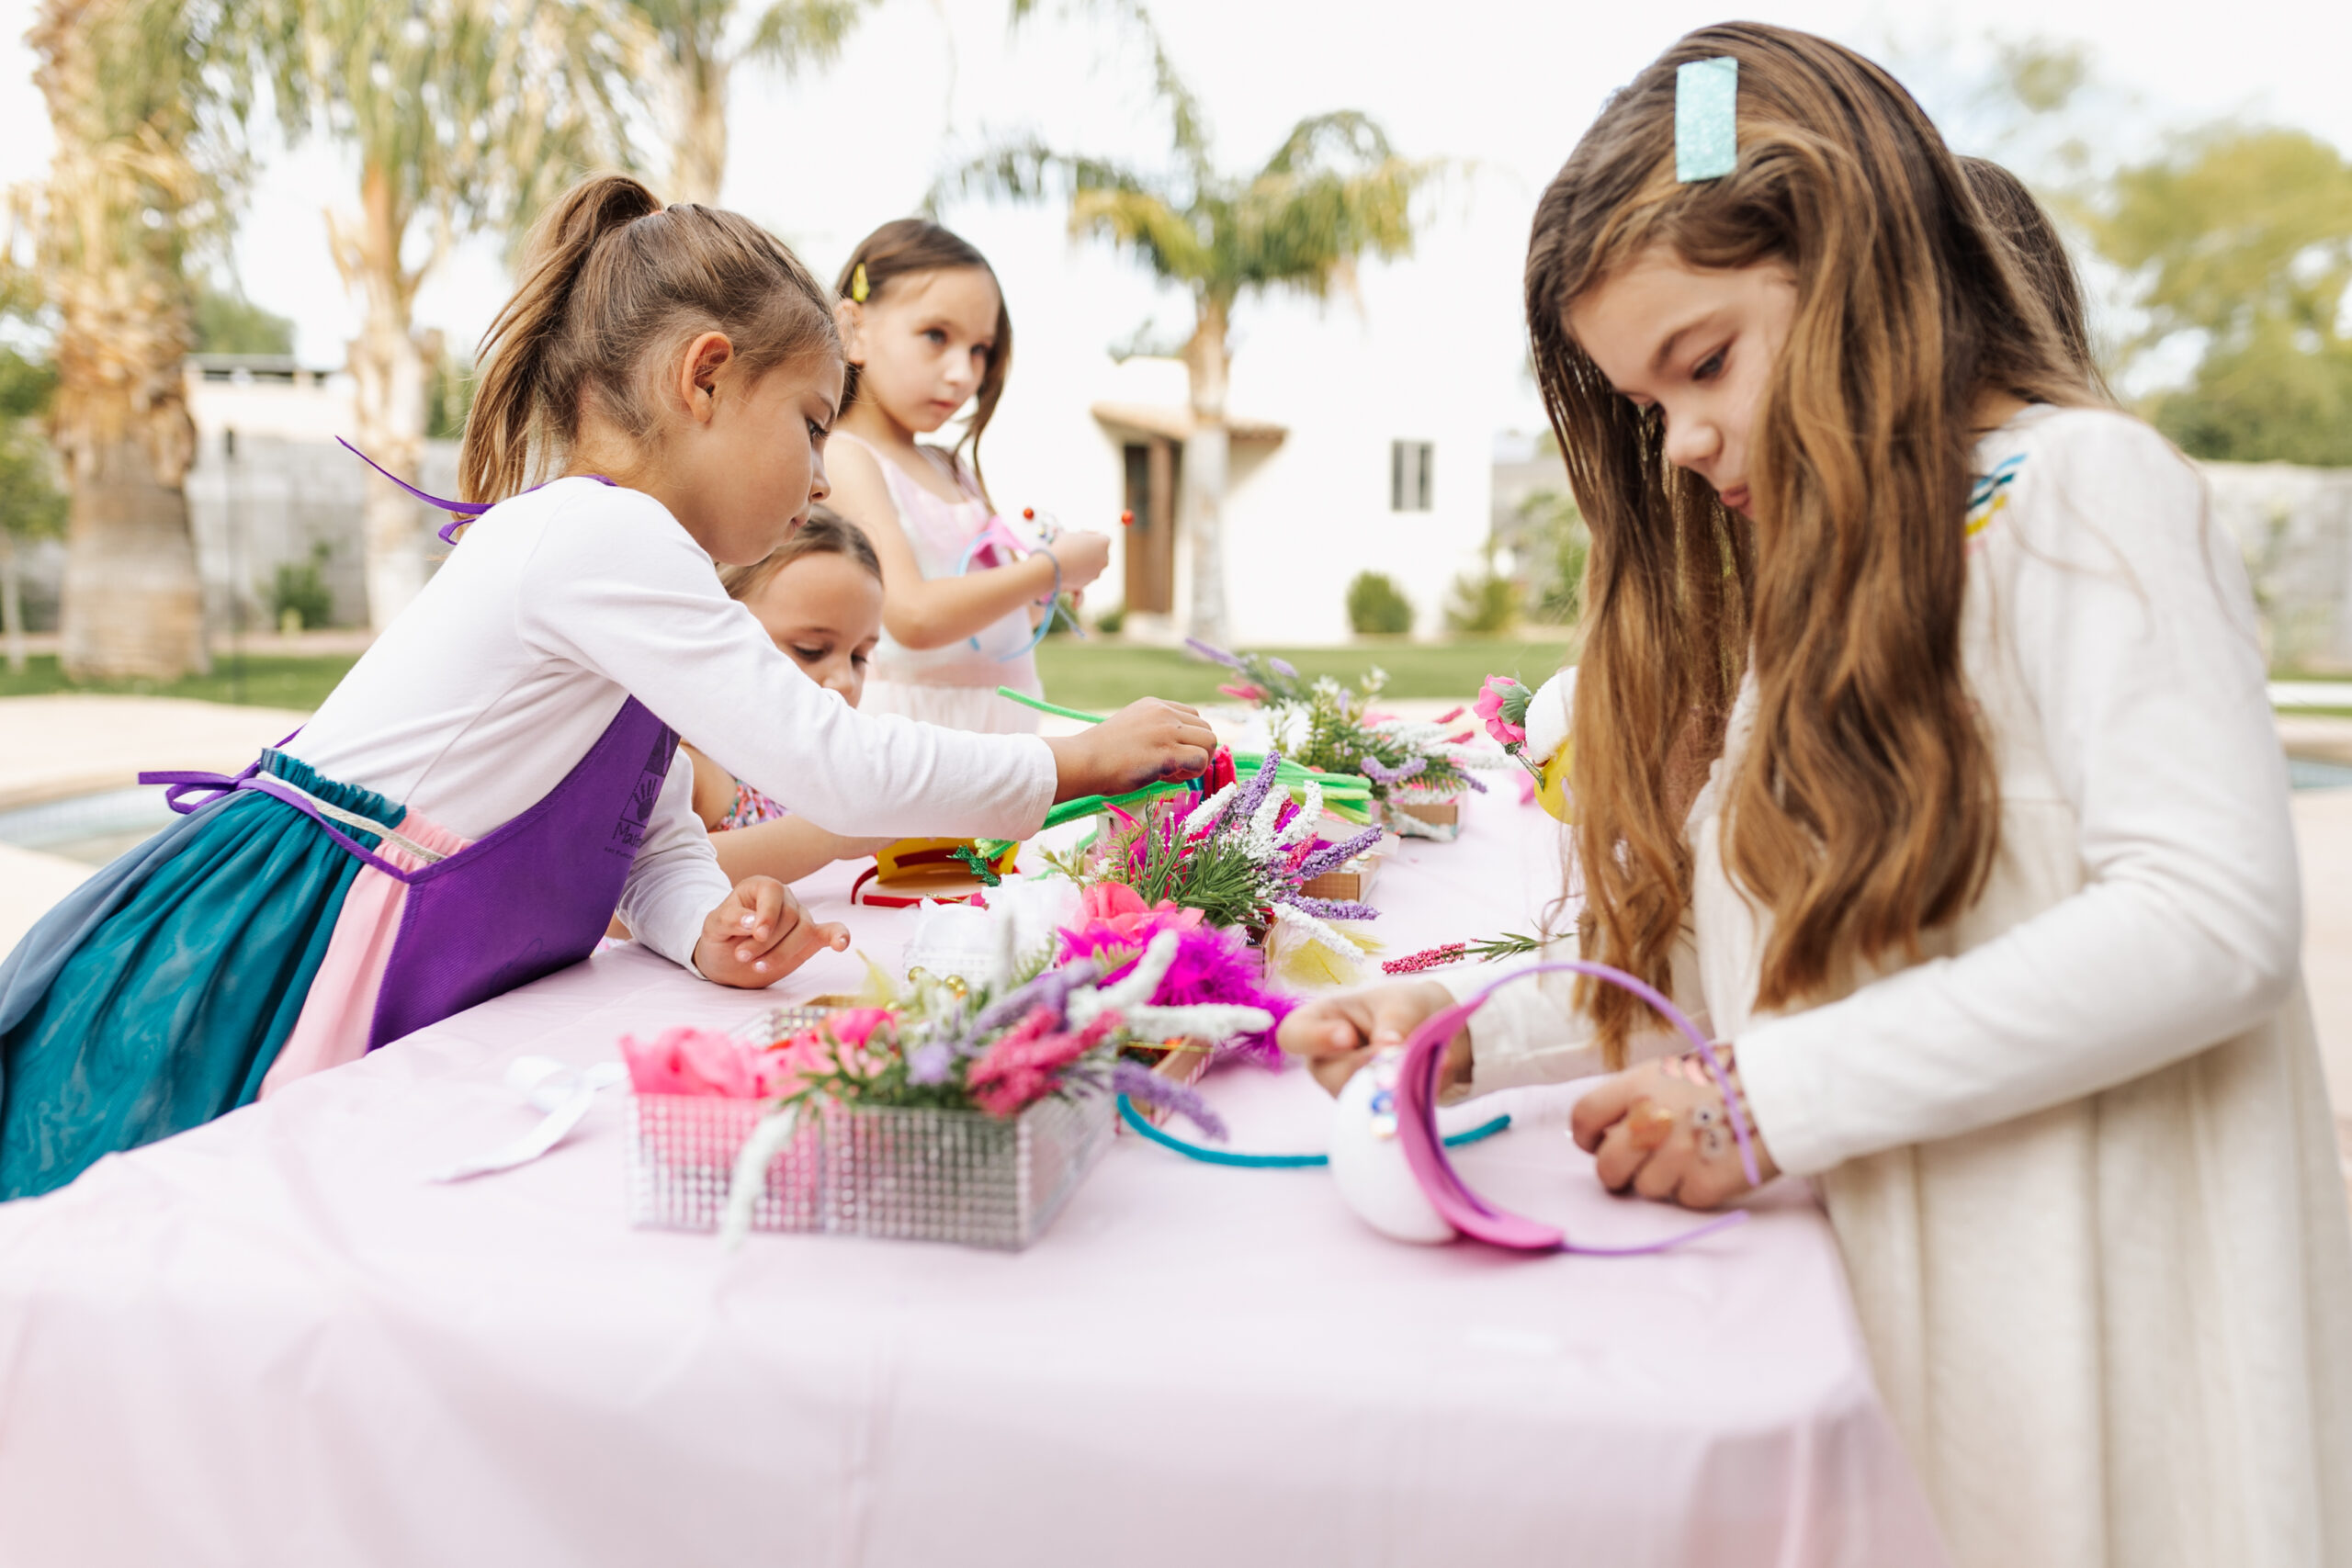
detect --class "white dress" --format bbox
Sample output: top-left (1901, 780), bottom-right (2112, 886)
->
top-left (1451, 407), bottom-right (2352, 1568)
top-left (831, 431), bottom-right (1046, 735)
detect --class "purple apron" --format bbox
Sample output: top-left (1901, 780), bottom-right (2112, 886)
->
top-left (145, 697), bottom-right (678, 1050)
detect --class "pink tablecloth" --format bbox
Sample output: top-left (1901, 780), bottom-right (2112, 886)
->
top-left (0, 788), bottom-right (1946, 1567)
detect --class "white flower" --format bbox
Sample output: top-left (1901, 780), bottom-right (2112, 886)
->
top-left (1280, 780), bottom-right (1324, 846)
top-left (1187, 782), bottom-right (1238, 838)
top-left (1118, 1004), bottom-right (1275, 1042)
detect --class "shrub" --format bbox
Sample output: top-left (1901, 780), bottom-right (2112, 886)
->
top-left (1444, 566), bottom-right (1521, 634)
top-left (266, 541), bottom-right (335, 631)
top-left (1346, 570), bottom-right (1413, 636)
top-left (1094, 603), bottom-right (1125, 635)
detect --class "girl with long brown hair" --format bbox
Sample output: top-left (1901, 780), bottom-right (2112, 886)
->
top-left (0, 175), bottom-right (1216, 1201)
top-left (825, 220), bottom-right (1114, 733)
top-left (1282, 25), bottom-right (2350, 1564)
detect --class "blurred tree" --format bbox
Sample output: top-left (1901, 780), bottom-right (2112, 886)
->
top-left (943, 1), bottom-right (1434, 644)
top-left (627, 0), bottom-right (872, 206)
top-left (193, 281), bottom-right (296, 356)
top-left (254, 0), bottom-right (642, 627)
top-left (18, 0), bottom-right (248, 681)
top-left (0, 307), bottom-right (68, 672)
top-left (2089, 126), bottom-right (2352, 465)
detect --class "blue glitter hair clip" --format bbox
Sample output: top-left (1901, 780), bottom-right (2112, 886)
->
top-left (1675, 56), bottom-right (1739, 182)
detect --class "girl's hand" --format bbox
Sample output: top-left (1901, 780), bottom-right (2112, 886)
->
top-left (1568, 1051), bottom-right (1780, 1210)
top-left (692, 876), bottom-right (850, 988)
top-left (1045, 698), bottom-right (1217, 799)
top-left (1046, 531), bottom-right (1112, 592)
top-left (1278, 981), bottom-right (1466, 1096)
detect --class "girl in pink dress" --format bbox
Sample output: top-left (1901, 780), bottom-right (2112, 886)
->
top-left (825, 220), bottom-right (1113, 734)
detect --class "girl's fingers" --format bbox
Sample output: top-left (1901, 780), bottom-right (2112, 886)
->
top-left (1632, 1123), bottom-right (1692, 1201)
top-left (1570, 1073), bottom-right (1645, 1151)
top-left (1308, 1046), bottom-right (1370, 1097)
top-left (1590, 1116), bottom-right (1652, 1191)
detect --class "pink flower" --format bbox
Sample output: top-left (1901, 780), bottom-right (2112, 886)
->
top-left (967, 1010), bottom-right (1119, 1117)
top-left (620, 1025), bottom-right (817, 1099)
top-left (1217, 682), bottom-right (1267, 703)
top-left (1069, 882), bottom-right (1204, 948)
top-left (824, 1008), bottom-right (896, 1048)
top-left (1475, 675), bottom-right (1529, 748)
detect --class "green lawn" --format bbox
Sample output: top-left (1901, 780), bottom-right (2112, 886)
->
top-left (0, 640), bottom-right (1573, 715)
top-left (0, 653), bottom-right (362, 709)
top-left (1033, 637), bottom-right (1577, 712)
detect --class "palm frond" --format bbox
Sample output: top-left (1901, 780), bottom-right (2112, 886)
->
top-left (742, 0), bottom-right (870, 74)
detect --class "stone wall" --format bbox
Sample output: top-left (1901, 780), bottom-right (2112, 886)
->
top-left (2204, 462), bottom-right (2352, 672)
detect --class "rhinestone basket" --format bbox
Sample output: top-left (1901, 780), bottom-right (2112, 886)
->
top-left (626, 1006), bottom-right (1115, 1250)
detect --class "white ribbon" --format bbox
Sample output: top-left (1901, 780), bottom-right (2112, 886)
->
top-left (426, 1055), bottom-right (626, 1182)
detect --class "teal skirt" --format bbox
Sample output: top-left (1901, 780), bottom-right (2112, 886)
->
top-left (0, 754), bottom-right (404, 1201)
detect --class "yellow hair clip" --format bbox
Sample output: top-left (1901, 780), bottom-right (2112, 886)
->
top-left (849, 263), bottom-right (869, 303)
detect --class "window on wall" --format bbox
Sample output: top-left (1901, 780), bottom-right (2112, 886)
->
top-left (1390, 440), bottom-right (1433, 512)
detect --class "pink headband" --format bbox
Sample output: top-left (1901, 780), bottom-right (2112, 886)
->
top-left (1392, 960), bottom-right (1759, 1253)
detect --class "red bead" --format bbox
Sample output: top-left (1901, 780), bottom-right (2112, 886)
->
top-left (1023, 507), bottom-right (1035, 520)
top-left (1120, 510), bottom-right (1135, 525)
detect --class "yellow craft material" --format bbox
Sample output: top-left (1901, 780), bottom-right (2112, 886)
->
top-left (874, 837), bottom-right (1019, 894)
top-left (1534, 745), bottom-right (1573, 823)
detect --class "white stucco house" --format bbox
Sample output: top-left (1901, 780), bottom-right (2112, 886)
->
top-left (968, 308), bottom-right (1499, 649)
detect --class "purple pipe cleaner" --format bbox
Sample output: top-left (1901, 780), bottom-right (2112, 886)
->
top-left (1110, 1058), bottom-right (1228, 1141)
top-left (1463, 773), bottom-right (1489, 794)
top-left (1296, 824), bottom-right (1382, 881)
top-left (1183, 637), bottom-right (1243, 669)
top-left (1280, 894), bottom-right (1381, 922)
top-left (1358, 753), bottom-right (1426, 785)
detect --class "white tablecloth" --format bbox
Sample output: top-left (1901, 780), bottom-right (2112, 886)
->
top-left (0, 788), bottom-right (1946, 1566)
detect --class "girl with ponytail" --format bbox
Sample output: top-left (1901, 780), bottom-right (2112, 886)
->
top-left (0, 175), bottom-right (1216, 1201)
top-left (1281, 26), bottom-right (2349, 1563)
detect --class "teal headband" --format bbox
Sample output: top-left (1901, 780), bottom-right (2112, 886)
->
top-left (1675, 56), bottom-right (1739, 182)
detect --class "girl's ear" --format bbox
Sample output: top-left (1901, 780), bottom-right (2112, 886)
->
top-left (833, 299), bottom-right (865, 367)
top-left (675, 330), bottom-right (735, 426)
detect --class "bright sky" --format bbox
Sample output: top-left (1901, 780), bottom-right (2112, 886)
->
top-left (3, 0), bottom-right (2346, 434)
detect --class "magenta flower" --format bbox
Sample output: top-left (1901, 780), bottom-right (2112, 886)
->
top-left (1217, 682), bottom-right (1268, 703)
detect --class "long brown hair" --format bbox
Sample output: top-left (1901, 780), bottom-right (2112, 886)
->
top-left (462, 174), bottom-right (840, 503)
top-left (1959, 155), bottom-right (2106, 394)
top-left (1525, 24), bottom-right (2095, 1059)
top-left (718, 504), bottom-right (883, 603)
top-left (834, 218), bottom-right (1013, 498)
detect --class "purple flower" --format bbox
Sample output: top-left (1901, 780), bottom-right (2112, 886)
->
top-left (1279, 894), bottom-right (1380, 922)
top-left (1358, 753), bottom-right (1426, 786)
top-left (1229, 748), bottom-right (1283, 825)
top-left (1184, 637), bottom-right (1243, 669)
top-left (955, 961), bottom-right (1092, 1053)
top-left (908, 1042), bottom-right (955, 1084)
top-left (1295, 825), bottom-right (1382, 880)
top-left (1269, 656), bottom-right (1297, 679)
top-left (1463, 773), bottom-right (1489, 794)
top-left (1111, 1058), bottom-right (1228, 1141)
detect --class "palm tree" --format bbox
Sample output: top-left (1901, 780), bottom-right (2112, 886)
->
top-left (944, 6), bottom-right (1432, 643)
top-left (628, 0), bottom-right (873, 206)
top-left (256, 0), bottom-right (643, 628)
top-left (22, 0), bottom-right (245, 681)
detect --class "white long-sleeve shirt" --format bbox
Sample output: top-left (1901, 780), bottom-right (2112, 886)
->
top-left (290, 479), bottom-right (1057, 969)
top-left (1453, 407), bottom-right (2304, 1173)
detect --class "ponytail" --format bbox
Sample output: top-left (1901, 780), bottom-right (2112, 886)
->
top-left (461, 173), bottom-right (840, 504)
